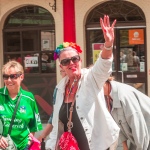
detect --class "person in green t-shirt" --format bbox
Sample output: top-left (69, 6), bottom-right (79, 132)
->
top-left (0, 61), bottom-right (43, 150)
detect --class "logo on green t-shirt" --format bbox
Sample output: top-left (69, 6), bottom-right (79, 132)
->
top-left (19, 106), bottom-right (26, 113)
top-left (0, 105), bottom-right (4, 111)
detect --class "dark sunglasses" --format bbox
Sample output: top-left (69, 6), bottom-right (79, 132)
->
top-left (3, 74), bottom-right (22, 80)
top-left (60, 55), bottom-right (80, 66)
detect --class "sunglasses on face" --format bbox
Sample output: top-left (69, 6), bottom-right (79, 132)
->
top-left (60, 55), bottom-right (80, 66)
top-left (3, 74), bottom-right (22, 80)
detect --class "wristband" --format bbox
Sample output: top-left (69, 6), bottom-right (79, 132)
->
top-left (104, 43), bottom-right (113, 50)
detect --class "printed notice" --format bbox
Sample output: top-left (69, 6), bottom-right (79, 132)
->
top-left (25, 57), bottom-right (38, 67)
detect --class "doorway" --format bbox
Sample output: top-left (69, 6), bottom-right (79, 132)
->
top-left (3, 6), bottom-right (56, 122)
top-left (86, 1), bottom-right (146, 94)
top-left (113, 27), bottom-right (146, 93)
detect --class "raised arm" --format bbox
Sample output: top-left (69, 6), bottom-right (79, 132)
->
top-left (100, 15), bottom-right (116, 59)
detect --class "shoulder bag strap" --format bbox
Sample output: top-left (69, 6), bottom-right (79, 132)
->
top-left (0, 119), bottom-right (3, 138)
top-left (67, 79), bottom-right (79, 132)
top-left (8, 94), bottom-right (22, 135)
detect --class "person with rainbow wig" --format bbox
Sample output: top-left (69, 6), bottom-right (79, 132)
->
top-left (46, 15), bottom-right (120, 150)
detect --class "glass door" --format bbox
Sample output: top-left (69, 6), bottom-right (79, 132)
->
top-left (86, 27), bottom-right (147, 94)
top-left (113, 27), bottom-right (146, 94)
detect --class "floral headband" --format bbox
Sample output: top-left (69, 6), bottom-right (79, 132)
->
top-left (54, 42), bottom-right (82, 60)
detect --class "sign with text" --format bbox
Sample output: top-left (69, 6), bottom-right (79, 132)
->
top-left (25, 57), bottom-right (38, 67)
top-left (140, 62), bottom-right (145, 72)
top-left (92, 43), bottom-right (104, 63)
top-left (129, 29), bottom-right (144, 44)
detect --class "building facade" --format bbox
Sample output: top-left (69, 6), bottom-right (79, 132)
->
top-left (0, 0), bottom-right (150, 122)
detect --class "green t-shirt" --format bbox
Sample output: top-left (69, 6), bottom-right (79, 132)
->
top-left (0, 86), bottom-right (43, 150)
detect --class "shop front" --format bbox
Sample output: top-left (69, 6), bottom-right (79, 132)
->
top-left (86, 1), bottom-right (147, 94)
top-left (3, 6), bottom-right (56, 122)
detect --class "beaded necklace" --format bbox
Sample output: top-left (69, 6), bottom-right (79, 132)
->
top-left (65, 80), bottom-right (78, 96)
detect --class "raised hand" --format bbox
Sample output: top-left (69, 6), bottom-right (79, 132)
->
top-left (100, 15), bottom-right (116, 48)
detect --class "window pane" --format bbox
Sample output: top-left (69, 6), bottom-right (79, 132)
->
top-left (41, 30), bottom-right (55, 51)
top-left (22, 31), bottom-right (38, 51)
top-left (4, 54), bottom-right (21, 64)
top-left (41, 52), bottom-right (56, 73)
top-left (86, 1), bottom-right (145, 24)
top-left (5, 6), bottom-right (54, 27)
top-left (86, 30), bottom-right (104, 66)
top-left (119, 29), bottom-right (145, 72)
top-left (5, 32), bottom-right (20, 52)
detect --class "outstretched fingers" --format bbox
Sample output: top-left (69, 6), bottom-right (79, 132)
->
top-left (102, 15), bottom-right (110, 27)
top-left (110, 19), bottom-right (116, 39)
top-left (100, 15), bottom-right (116, 44)
top-left (100, 15), bottom-right (116, 29)
top-left (106, 15), bottom-right (110, 27)
top-left (100, 18), bottom-right (106, 34)
top-left (111, 19), bottom-right (117, 28)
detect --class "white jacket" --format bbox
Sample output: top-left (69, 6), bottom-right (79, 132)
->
top-left (46, 55), bottom-right (120, 150)
top-left (110, 81), bottom-right (150, 150)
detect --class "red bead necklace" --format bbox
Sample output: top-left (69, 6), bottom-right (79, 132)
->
top-left (65, 82), bottom-right (78, 95)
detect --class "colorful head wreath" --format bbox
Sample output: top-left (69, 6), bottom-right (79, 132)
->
top-left (54, 42), bottom-right (82, 60)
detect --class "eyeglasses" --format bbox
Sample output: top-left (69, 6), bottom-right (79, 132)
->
top-left (3, 74), bottom-right (22, 80)
top-left (60, 55), bottom-right (80, 66)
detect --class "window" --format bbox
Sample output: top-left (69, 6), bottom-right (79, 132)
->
top-left (3, 6), bottom-right (56, 74)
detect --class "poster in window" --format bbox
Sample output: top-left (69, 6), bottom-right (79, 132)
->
top-left (25, 57), bottom-right (38, 67)
top-left (129, 29), bottom-right (144, 45)
top-left (42, 40), bottom-right (50, 51)
top-left (92, 43), bottom-right (104, 63)
top-left (140, 62), bottom-right (145, 72)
